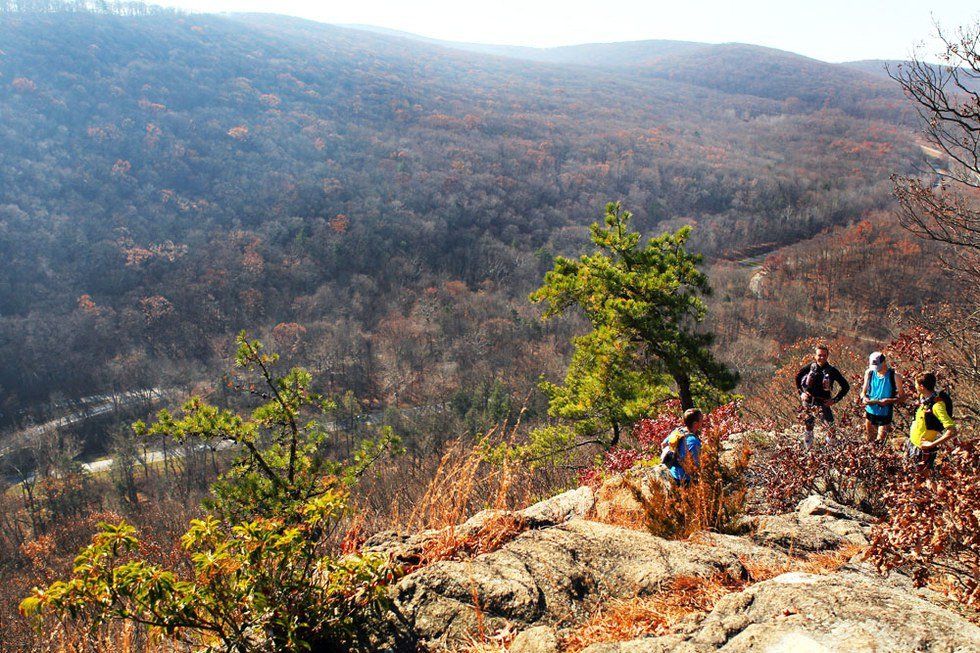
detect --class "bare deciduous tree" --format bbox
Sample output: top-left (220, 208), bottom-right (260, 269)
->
top-left (891, 21), bottom-right (980, 423)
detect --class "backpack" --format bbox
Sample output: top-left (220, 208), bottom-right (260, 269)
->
top-left (660, 427), bottom-right (687, 468)
top-left (923, 390), bottom-right (954, 432)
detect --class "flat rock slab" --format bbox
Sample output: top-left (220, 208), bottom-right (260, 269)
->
top-left (581, 572), bottom-right (980, 653)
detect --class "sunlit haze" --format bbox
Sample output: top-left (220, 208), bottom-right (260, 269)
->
top-left (148, 0), bottom-right (978, 62)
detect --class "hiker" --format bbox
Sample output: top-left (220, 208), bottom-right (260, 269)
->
top-left (907, 372), bottom-right (956, 469)
top-left (860, 351), bottom-right (903, 443)
top-left (795, 344), bottom-right (850, 447)
top-left (661, 408), bottom-right (703, 485)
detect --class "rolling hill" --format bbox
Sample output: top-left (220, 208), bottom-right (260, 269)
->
top-left (0, 8), bottom-right (923, 423)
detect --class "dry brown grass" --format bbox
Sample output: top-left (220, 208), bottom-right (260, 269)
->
top-left (798, 544), bottom-right (864, 574)
top-left (561, 574), bottom-right (742, 653)
top-left (409, 512), bottom-right (531, 573)
top-left (738, 543), bottom-right (865, 585)
top-left (352, 414), bottom-right (556, 538)
top-left (14, 619), bottom-right (187, 653)
top-left (562, 544), bottom-right (866, 653)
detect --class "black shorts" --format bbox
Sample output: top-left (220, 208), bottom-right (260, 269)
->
top-left (865, 412), bottom-right (893, 427)
top-left (905, 441), bottom-right (937, 469)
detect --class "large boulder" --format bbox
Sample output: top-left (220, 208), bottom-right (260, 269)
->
top-left (519, 485), bottom-right (595, 527)
top-left (580, 571), bottom-right (980, 652)
top-left (592, 465), bottom-right (673, 526)
top-left (750, 495), bottom-right (873, 553)
top-left (391, 519), bottom-right (785, 649)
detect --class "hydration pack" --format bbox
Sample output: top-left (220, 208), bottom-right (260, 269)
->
top-left (802, 363), bottom-right (830, 393)
top-left (923, 390), bottom-right (954, 432)
top-left (660, 427), bottom-right (687, 468)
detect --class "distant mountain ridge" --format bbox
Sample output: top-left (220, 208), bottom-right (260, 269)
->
top-left (340, 24), bottom-right (706, 67)
top-left (337, 22), bottom-right (902, 109)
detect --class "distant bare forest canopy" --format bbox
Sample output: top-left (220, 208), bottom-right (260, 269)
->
top-left (0, 7), bottom-right (934, 434)
top-left (0, 0), bottom-right (174, 15)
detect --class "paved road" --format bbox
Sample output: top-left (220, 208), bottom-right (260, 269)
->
top-left (81, 438), bottom-right (236, 475)
top-left (4, 398), bottom-right (445, 484)
top-left (0, 388), bottom-right (172, 460)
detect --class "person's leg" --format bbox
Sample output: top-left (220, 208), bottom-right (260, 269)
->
top-left (800, 398), bottom-right (817, 447)
top-left (821, 405), bottom-right (836, 445)
top-left (877, 422), bottom-right (892, 444)
top-left (803, 412), bottom-right (815, 447)
top-left (865, 414), bottom-right (876, 441)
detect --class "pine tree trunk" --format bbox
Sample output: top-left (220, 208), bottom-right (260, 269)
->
top-left (675, 372), bottom-right (694, 411)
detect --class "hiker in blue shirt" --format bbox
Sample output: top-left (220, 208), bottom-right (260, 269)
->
top-left (661, 408), bottom-right (704, 485)
top-left (860, 351), bottom-right (904, 443)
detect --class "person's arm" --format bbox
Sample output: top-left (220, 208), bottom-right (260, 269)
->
top-left (921, 401), bottom-right (956, 450)
top-left (831, 367), bottom-right (850, 403)
top-left (860, 370), bottom-right (871, 405)
top-left (795, 366), bottom-right (807, 391)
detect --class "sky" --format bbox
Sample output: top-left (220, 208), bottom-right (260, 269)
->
top-left (150, 0), bottom-right (979, 63)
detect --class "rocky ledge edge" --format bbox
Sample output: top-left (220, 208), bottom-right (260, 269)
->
top-left (364, 474), bottom-right (980, 652)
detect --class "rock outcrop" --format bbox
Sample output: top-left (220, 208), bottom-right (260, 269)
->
top-left (748, 494), bottom-right (871, 553)
top-left (580, 571), bottom-right (980, 652)
top-left (392, 519), bottom-right (791, 648)
top-left (374, 482), bottom-right (980, 652)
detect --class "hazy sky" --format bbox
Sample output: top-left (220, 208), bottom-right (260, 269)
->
top-left (151, 0), bottom-right (978, 63)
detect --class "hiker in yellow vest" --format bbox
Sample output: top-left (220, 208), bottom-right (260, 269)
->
top-left (907, 372), bottom-right (956, 469)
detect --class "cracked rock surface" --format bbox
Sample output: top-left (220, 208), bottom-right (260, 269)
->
top-left (580, 571), bottom-right (980, 652)
top-left (391, 519), bottom-right (787, 649)
top-left (376, 486), bottom-right (979, 652)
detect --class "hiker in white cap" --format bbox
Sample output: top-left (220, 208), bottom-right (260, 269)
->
top-left (860, 351), bottom-right (904, 443)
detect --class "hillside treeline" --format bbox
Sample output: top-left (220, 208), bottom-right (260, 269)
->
top-left (0, 12), bottom-right (920, 424)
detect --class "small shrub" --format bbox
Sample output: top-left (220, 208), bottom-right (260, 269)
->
top-left (752, 427), bottom-right (905, 516)
top-left (20, 334), bottom-right (400, 652)
top-left (21, 496), bottom-right (396, 652)
top-left (866, 440), bottom-right (980, 608)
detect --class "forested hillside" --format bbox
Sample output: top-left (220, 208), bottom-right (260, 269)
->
top-left (0, 8), bottom-right (922, 428)
top-left (5, 8), bottom-right (980, 652)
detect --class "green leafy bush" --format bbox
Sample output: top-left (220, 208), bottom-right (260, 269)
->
top-left (21, 333), bottom-right (400, 651)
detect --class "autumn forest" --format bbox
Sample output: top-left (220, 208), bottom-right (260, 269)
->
top-left (2, 3), bottom-right (978, 650)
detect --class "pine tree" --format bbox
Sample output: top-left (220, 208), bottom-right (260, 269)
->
top-left (526, 202), bottom-right (737, 460)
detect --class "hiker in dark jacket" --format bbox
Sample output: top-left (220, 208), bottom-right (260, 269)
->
top-left (795, 343), bottom-right (850, 447)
